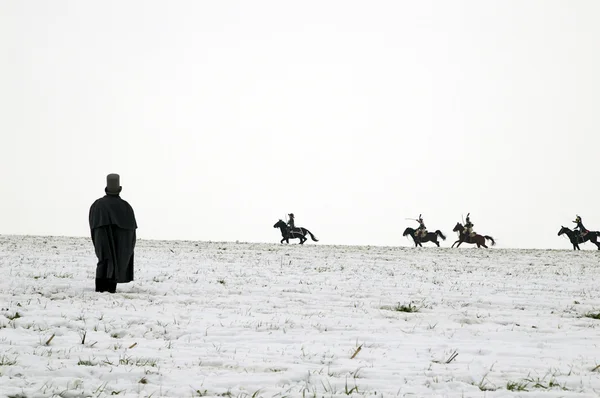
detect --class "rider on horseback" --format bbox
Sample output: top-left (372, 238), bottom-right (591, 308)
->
top-left (416, 214), bottom-right (427, 239)
top-left (464, 213), bottom-right (475, 240)
top-left (287, 213), bottom-right (296, 235)
top-left (573, 215), bottom-right (589, 237)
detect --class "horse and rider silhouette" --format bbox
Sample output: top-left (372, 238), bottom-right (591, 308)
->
top-left (451, 222), bottom-right (496, 248)
top-left (403, 228), bottom-right (446, 247)
top-left (558, 226), bottom-right (600, 250)
top-left (403, 214), bottom-right (447, 247)
top-left (273, 220), bottom-right (318, 244)
top-left (557, 215), bottom-right (600, 250)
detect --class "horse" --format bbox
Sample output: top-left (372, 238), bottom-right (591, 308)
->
top-left (558, 226), bottom-right (600, 250)
top-left (273, 220), bottom-right (319, 244)
top-left (402, 227), bottom-right (446, 247)
top-left (451, 222), bottom-right (495, 248)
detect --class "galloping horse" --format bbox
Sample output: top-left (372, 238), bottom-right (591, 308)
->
top-left (451, 222), bottom-right (495, 248)
top-left (273, 220), bottom-right (319, 244)
top-left (403, 227), bottom-right (446, 247)
top-left (558, 226), bottom-right (600, 250)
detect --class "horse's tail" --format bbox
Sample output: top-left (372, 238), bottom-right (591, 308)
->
top-left (304, 229), bottom-right (319, 242)
top-left (435, 230), bottom-right (446, 241)
top-left (484, 235), bottom-right (496, 246)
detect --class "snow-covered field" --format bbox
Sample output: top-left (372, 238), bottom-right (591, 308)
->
top-left (1, 235), bottom-right (600, 398)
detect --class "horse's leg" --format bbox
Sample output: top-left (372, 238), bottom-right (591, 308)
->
top-left (434, 239), bottom-right (440, 247)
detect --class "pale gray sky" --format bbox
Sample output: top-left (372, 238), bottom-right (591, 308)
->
top-left (1, 1), bottom-right (599, 249)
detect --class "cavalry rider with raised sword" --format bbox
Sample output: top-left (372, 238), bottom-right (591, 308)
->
top-left (464, 213), bottom-right (475, 241)
top-left (573, 215), bottom-right (589, 238)
top-left (416, 214), bottom-right (427, 240)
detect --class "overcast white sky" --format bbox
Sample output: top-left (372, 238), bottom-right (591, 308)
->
top-left (1, 1), bottom-right (599, 249)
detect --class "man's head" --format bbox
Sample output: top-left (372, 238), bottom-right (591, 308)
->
top-left (288, 213), bottom-right (294, 218)
top-left (105, 173), bottom-right (122, 195)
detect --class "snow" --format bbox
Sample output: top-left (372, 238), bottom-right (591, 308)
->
top-left (1, 235), bottom-right (600, 397)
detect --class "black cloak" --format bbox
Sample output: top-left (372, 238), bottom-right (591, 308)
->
top-left (89, 195), bottom-right (137, 285)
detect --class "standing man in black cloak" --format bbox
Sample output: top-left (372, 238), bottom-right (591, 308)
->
top-left (89, 174), bottom-right (137, 293)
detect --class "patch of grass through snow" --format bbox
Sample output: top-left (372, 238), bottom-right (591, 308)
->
top-left (506, 380), bottom-right (529, 391)
top-left (119, 356), bottom-right (159, 367)
top-left (0, 355), bottom-right (18, 366)
top-left (53, 272), bottom-right (73, 279)
top-left (381, 302), bottom-right (421, 313)
top-left (584, 312), bottom-right (600, 320)
top-left (77, 358), bottom-right (96, 366)
top-left (473, 375), bottom-right (496, 391)
top-left (506, 376), bottom-right (570, 391)
top-left (6, 312), bottom-right (21, 321)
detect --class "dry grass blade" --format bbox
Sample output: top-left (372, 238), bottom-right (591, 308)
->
top-left (129, 342), bottom-right (138, 349)
top-left (592, 364), bottom-right (600, 372)
top-left (445, 350), bottom-right (458, 363)
top-left (45, 334), bottom-right (55, 346)
top-left (350, 344), bottom-right (362, 359)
